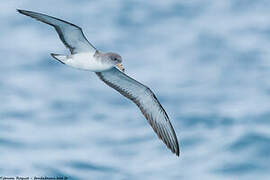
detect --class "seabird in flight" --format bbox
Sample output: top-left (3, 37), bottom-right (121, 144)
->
top-left (17, 9), bottom-right (180, 156)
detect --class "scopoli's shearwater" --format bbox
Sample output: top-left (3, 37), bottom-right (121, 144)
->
top-left (18, 9), bottom-right (179, 156)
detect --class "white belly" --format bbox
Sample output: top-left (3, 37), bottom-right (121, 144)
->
top-left (65, 52), bottom-right (113, 72)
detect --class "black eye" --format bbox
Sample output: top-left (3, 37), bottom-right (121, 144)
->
top-left (114, 58), bottom-right (117, 61)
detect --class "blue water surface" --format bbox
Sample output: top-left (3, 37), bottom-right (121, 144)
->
top-left (1, 0), bottom-right (270, 179)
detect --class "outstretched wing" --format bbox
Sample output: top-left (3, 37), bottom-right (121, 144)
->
top-left (96, 68), bottom-right (179, 156)
top-left (17, 9), bottom-right (96, 54)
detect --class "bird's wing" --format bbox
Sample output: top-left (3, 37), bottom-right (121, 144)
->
top-left (96, 68), bottom-right (179, 156)
top-left (17, 9), bottom-right (96, 54)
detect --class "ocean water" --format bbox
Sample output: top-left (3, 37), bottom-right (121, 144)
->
top-left (1, 0), bottom-right (270, 179)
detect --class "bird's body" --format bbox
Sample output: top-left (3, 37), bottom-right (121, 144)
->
top-left (18, 9), bottom-right (180, 156)
top-left (52, 52), bottom-right (114, 72)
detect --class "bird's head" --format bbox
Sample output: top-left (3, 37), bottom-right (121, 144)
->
top-left (106, 52), bottom-right (125, 72)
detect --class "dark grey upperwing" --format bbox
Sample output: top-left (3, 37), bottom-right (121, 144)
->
top-left (17, 9), bottom-right (96, 54)
top-left (96, 68), bottom-right (179, 156)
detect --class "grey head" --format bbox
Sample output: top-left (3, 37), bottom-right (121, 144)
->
top-left (99, 52), bottom-right (124, 72)
top-left (105, 52), bottom-right (122, 64)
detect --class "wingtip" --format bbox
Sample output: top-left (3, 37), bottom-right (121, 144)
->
top-left (175, 140), bottom-right (180, 157)
top-left (176, 149), bottom-right (180, 157)
top-left (171, 144), bottom-right (180, 157)
top-left (17, 9), bottom-right (32, 16)
top-left (17, 9), bottom-right (28, 16)
top-left (17, 9), bottom-right (24, 13)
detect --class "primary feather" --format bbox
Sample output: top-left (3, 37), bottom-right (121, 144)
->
top-left (96, 68), bottom-right (180, 156)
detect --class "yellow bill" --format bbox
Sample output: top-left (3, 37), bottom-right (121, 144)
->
top-left (116, 63), bottom-right (125, 72)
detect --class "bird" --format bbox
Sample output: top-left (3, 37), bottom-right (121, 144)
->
top-left (17, 9), bottom-right (180, 156)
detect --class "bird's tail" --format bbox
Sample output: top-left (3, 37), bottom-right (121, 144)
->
top-left (50, 53), bottom-right (67, 64)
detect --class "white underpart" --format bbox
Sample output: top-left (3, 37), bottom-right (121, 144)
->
top-left (63, 52), bottom-right (113, 72)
